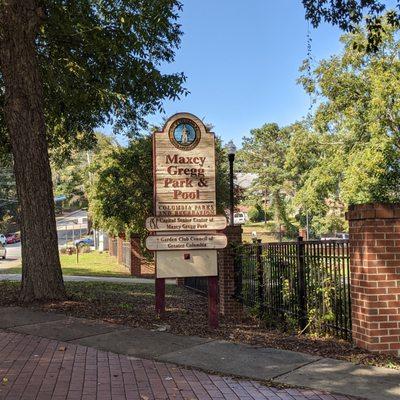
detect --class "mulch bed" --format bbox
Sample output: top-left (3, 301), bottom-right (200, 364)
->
top-left (0, 280), bottom-right (399, 370)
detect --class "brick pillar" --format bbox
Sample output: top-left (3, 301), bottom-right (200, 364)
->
top-left (117, 233), bottom-right (125, 264)
top-left (218, 225), bottom-right (243, 316)
top-left (347, 203), bottom-right (400, 356)
top-left (130, 235), bottom-right (142, 276)
top-left (299, 228), bottom-right (307, 240)
top-left (109, 236), bottom-right (114, 256)
top-left (176, 278), bottom-right (185, 286)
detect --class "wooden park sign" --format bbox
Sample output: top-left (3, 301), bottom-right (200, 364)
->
top-left (153, 114), bottom-right (217, 217)
top-left (147, 112), bottom-right (227, 327)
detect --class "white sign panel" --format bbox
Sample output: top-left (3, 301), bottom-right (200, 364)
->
top-left (146, 234), bottom-right (227, 251)
top-left (156, 250), bottom-right (218, 278)
top-left (146, 215), bottom-right (227, 232)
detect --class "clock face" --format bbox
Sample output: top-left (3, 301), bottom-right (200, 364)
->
top-left (169, 118), bottom-right (201, 151)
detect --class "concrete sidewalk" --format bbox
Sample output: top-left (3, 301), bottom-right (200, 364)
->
top-left (1, 307), bottom-right (399, 400)
top-left (0, 330), bottom-right (354, 400)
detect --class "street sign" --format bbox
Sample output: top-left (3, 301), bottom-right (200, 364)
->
top-left (146, 234), bottom-right (227, 251)
top-left (146, 215), bottom-right (227, 232)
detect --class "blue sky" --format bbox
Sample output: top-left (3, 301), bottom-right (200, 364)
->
top-left (104, 0), bottom-right (345, 147)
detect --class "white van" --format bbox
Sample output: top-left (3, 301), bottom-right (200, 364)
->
top-left (0, 234), bottom-right (6, 246)
top-left (234, 212), bottom-right (247, 225)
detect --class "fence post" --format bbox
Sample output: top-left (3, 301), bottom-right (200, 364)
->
top-left (347, 203), bottom-right (400, 355)
top-left (218, 225), bottom-right (243, 316)
top-left (297, 236), bottom-right (307, 331)
top-left (130, 234), bottom-right (142, 276)
top-left (117, 233), bottom-right (125, 264)
top-left (256, 239), bottom-right (265, 318)
top-left (109, 236), bottom-right (114, 256)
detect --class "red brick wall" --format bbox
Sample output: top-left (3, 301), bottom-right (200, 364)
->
top-left (347, 203), bottom-right (400, 356)
top-left (130, 235), bottom-right (142, 276)
top-left (129, 235), bottom-right (155, 277)
top-left (117, 233), bottom-right (125, 264)
top-left (109, 236), bottom-right (115, 256)
top-left (218, 225), bottom-right (243, 316)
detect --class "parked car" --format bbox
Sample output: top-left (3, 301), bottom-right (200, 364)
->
top-left (233, 212), bottom-right (247, 225)
top-left (5, 233), bottom-right (19, 244)
top-left (0, 234), bottom-right (6, 246)
top-left (321, 233), bottom-right (349, 240)
top-left (0, 243), bottom-right (6, 259)
top-left (74, 237), bottom-right (94, 247)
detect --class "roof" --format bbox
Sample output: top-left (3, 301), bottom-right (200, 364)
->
top-left (235, 173), bottom-right (258, 189)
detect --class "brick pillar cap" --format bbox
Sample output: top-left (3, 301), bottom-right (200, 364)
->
top-left (346, 203), bottom-right (400, 221)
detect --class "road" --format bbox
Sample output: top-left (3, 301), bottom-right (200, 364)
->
top-left (0, 209), bottom-right (88, 266)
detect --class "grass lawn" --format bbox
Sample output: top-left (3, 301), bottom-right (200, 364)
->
top-left (0, 280), bottom-right (399, 370)
top-left (242, 222), bottom-right (281, 243)
top-left (0, 251), bottom-right (131, 278)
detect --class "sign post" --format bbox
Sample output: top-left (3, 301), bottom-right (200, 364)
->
top-left (147, 113), bottom-right (227, 327)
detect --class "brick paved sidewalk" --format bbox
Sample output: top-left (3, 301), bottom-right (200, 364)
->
top-left (0, 330), bottom-right (356, 400)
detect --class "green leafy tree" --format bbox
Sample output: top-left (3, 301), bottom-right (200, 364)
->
top-left (239, 123), bottom-right (297, 234)
top-left (0, 1), bottom-right (186, 301)
top-left (248, 204), bottom-right (265, 223)
top-left (302, 0), bottom-right (400, 51)
top-left (89, 135), bottom-right (153, 243)
top-left (301, 25), bottom-right (400, 201)
top-left (294, 25), bottom-right (400, 234)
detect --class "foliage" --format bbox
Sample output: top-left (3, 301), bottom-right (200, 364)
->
top-left (0, 0), bottom-right (187, 157)
top-left (302, 0), bottom-right (400, 52)
top-left (88, 135), bottom-right (153, 243)
top-left (248, 204), bottom-right (265, 223)
top-left (240, 25), bottom-right (400, 236)
top-left (51, 132), bottom-right (116, 209)
top-left (238, 123), bottom-right (299, 234)
top-left (215, 137), bottom-right (234, 214)
top-left (15, 0), bottom-right (185, 153)
top-left (298, 25), bottom-right (400, 216)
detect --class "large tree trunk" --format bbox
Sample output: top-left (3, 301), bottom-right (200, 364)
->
top-left (0, 0), bottom-right (66, 301)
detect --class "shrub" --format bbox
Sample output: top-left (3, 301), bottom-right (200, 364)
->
top-left (248, 205), bottom-right (265, 222)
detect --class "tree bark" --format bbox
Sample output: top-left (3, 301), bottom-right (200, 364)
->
top-left (0, 0), bottom-right (66, 301)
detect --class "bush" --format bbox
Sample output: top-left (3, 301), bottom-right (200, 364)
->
top-left (60, 246), bottom-right (76, 255)
top-left (248, 205), bottom-right (265, 222)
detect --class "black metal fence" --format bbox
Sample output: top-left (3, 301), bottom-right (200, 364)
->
top-left (122, 241), bottom-right (131, 270)
top-left (184, 277), bottom-right (208, 294)
top-left (235, 238), bottom-right (351, 340)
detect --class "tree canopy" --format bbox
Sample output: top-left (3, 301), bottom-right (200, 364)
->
top-left (32, 0), bottom-right (186, 153)
top-left (302, 0), bottom-right (400, 51)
